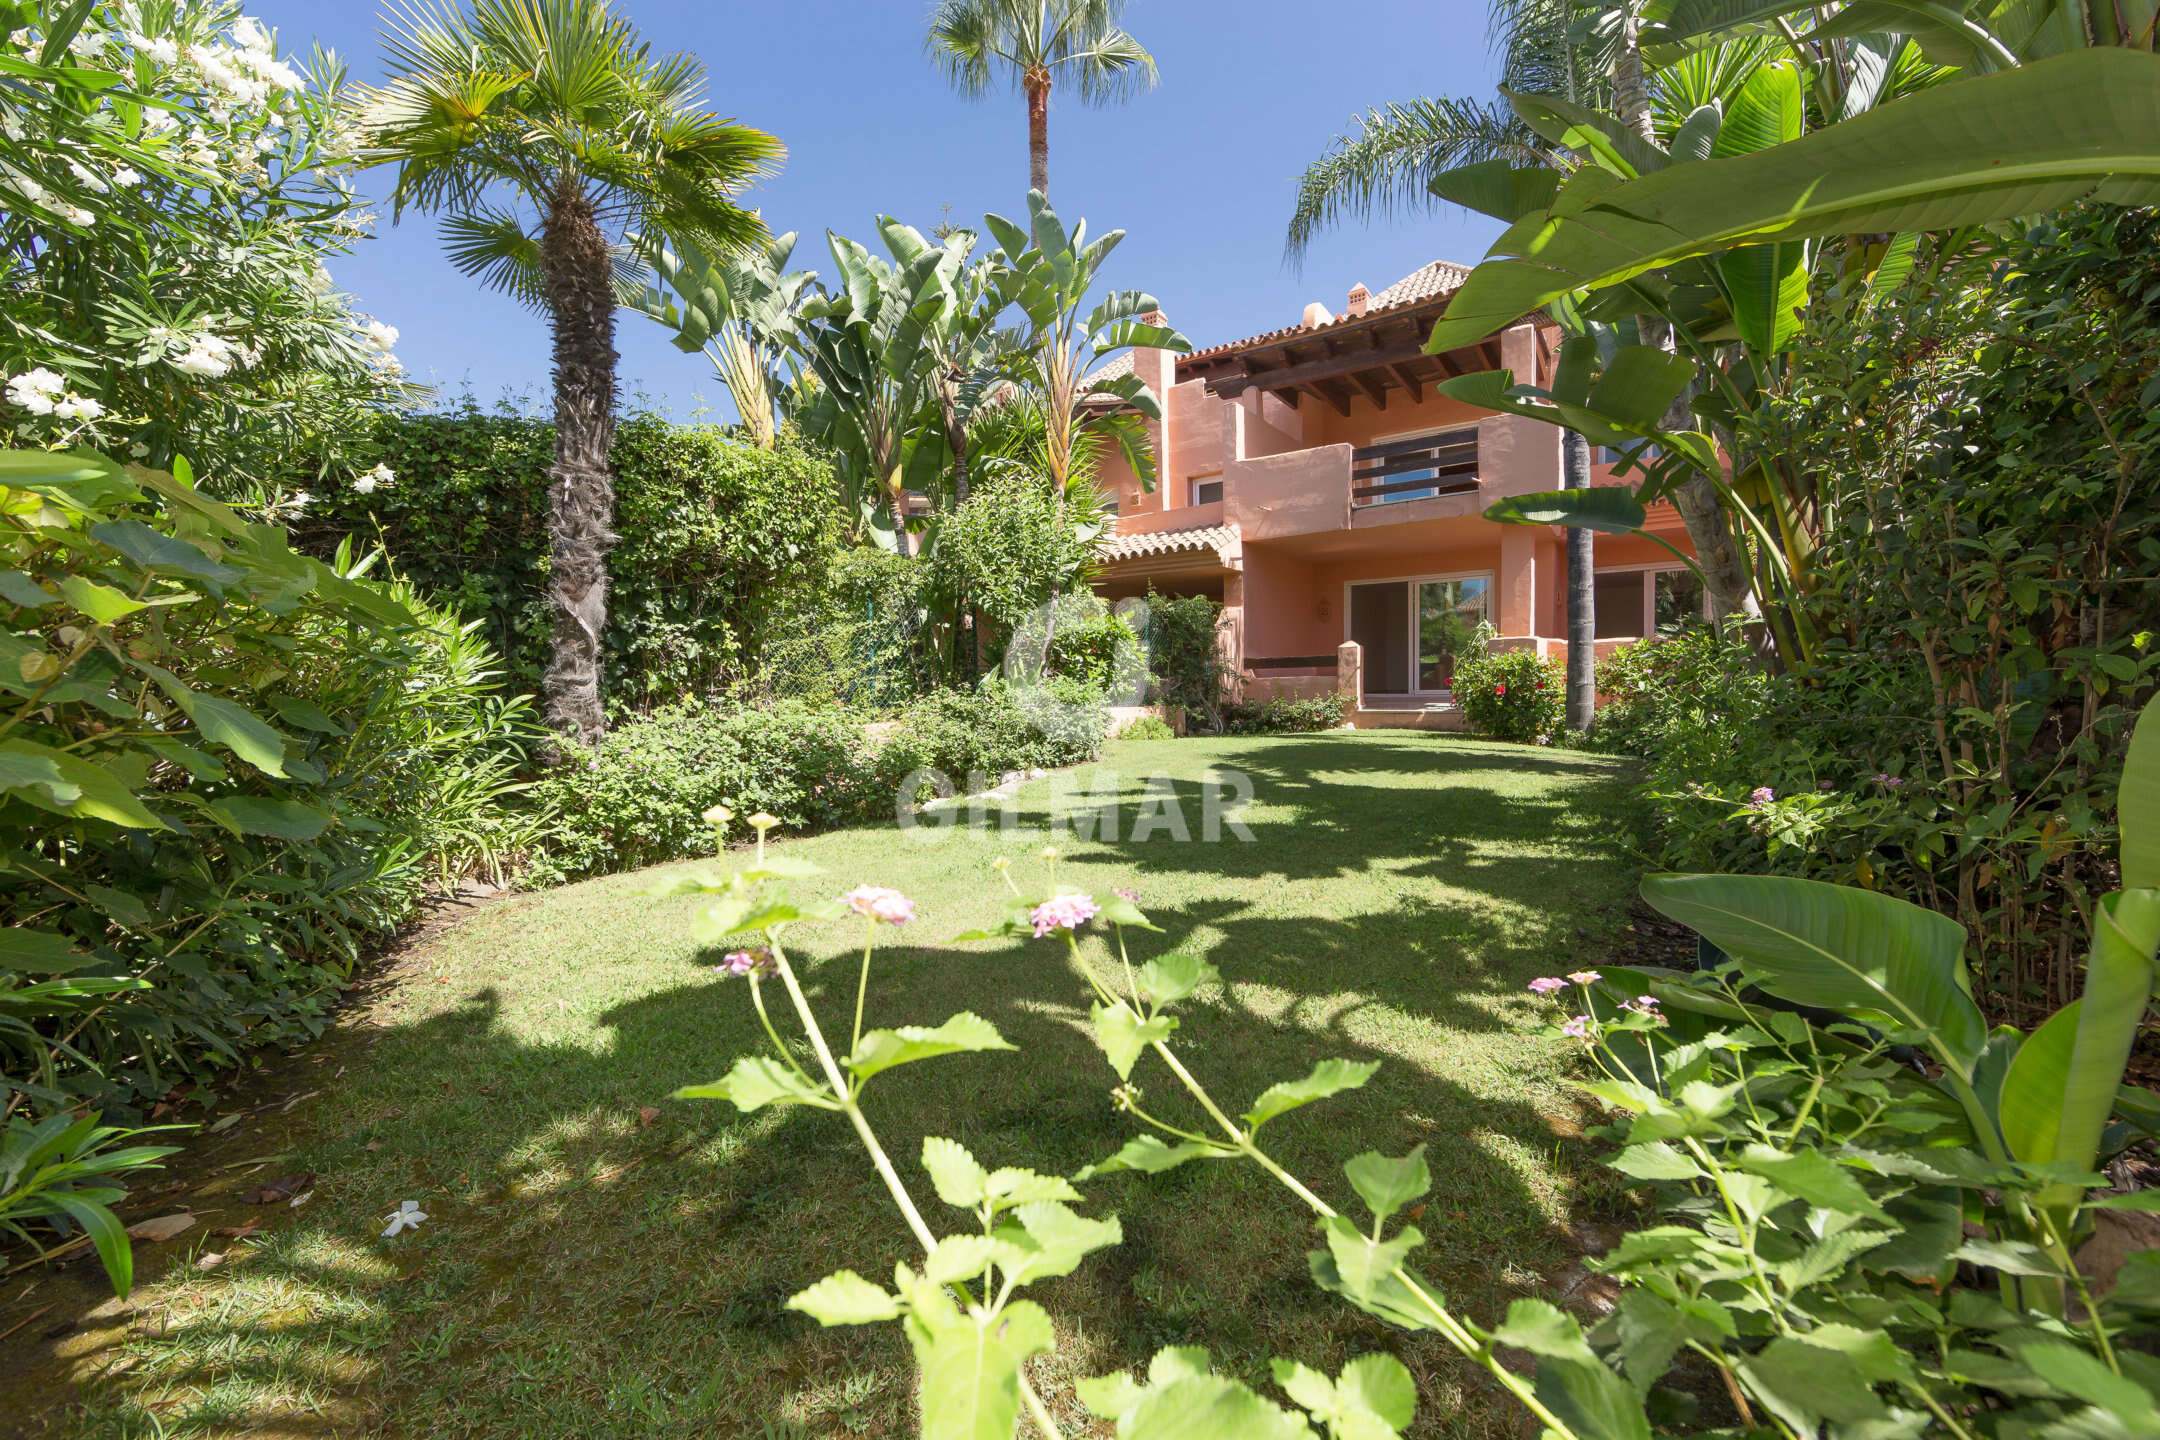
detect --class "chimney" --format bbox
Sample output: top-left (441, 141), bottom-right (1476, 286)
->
top-left (1346, 282), bottom-right (1370, 317)
top-left (1301, 300), bottom-right (1335, 329)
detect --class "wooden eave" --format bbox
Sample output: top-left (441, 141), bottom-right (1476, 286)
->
top-left (1186, 298), bottom-right (1512, 413)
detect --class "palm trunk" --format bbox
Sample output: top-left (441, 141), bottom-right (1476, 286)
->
top-left (1613, 8), bottom-right (1655, 142)
top-left (1563, 431), bottom-right (1596, 731)
top-left (888, 481), bottom-right (913, 559)
top-left (1026, 72), bottom-right (1050, 195)
top-left (540, 179), bottom-right (619, 749)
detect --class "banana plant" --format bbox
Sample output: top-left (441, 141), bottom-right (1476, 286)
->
top-left (792, 223), bottom-right (971, 556)
top-left (622, 230), bottom-right (816, 450)
top-left (1634, 691), bottom-right (2160, 1306)
top-left (1643, 0), bottom-right (2156, 71)
top-left (981, 189), bottom-right (1189, 503)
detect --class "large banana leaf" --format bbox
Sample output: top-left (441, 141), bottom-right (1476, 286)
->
top-left (1427, 48), bottom-right (2160, 352)
top-left (1641, 873), bottom-right (1988, 1075)
top-left (2122, 687), bottom-right (2160, 890)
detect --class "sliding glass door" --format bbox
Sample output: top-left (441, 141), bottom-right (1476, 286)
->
top-left (1348, 575), bottom-right (1490, 696)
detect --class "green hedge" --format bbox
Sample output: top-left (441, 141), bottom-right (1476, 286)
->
top-left (296, 407), bottom-right (844, 710)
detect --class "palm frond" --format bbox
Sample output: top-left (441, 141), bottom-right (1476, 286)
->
top-left (439, 205), bottom-right (547, 310)
top-left (1284, 97), bottom-right (1543, 261)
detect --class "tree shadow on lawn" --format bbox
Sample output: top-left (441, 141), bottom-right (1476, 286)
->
top-left (51, 734), bottom-right (1633, 1440)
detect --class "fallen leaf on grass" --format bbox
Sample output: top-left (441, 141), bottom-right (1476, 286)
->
top-left (240, 1173), bottom-right (314, 1205)
top-left (211, 1221), bottom-right (259, 1241)
top-left (637, 1107), bottom-right (660, 1128)
top-left (363, 1140), bottom-right (383, 1152)
top-left (206, 1114), bottom-right (243, 1134)
top-left (194, 1252), bottom-right (225, 1272)
top-left (287, 1191), bottom-right (313, 1209)
top-left (280, 1090), bottom-right (319, 1113)
top-left (123, 1214), bottom-right (195, 1243)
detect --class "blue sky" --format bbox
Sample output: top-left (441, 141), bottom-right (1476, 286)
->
top-left (255, 0), bottom-right (1509, 422)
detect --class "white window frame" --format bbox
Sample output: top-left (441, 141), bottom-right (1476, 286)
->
top-left (1341, 568), bottom-right (1496, 696)
top-left (1188, 473), bottom-right (1223, 507)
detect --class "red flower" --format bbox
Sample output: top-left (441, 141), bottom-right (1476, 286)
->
top-left (1494, 683), bottom-right (1507, 696)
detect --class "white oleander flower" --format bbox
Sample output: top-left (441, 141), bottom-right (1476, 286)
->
top-left (67, 162), bottom-right (108, 193)
top-left (52, 394), bottom-right (104, 421)
top-left (380, 1200), bottom-right (427, 1238)
top-left (353, 463), bottom-right (395, 494)
top-left (360, 319), bottom-right (398, 352)
top-left (59, 204), bottom-right (94, 226)
top-left (4, 172), bottom-right (49, 206)
top-left (306, 262), bottom-right (333, 295)
top-left (129, 31), bottom-right (179, 66)
top-left (7, 368), bottom-right (66, 414)
top-left (110, 167), bottom-right (141, 187)
top-left (232, 17), bottom-right (270, 53)
top-left (286, 489), bottom-right (312, 513)
top-left (128, 441), bottom-right (150, 458)
top-left (170, 336), bottom-right (234, 377)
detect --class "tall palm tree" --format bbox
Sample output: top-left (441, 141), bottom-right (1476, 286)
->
top-left (353, 0), bottom-right (782, 747)
top-left (925, 0), bottom-right (1155, 196)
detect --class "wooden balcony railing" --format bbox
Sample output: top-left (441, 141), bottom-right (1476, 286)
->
top-left (1350, 429), bottom-right (1479, 505)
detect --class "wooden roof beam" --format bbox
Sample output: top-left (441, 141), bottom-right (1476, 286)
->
top-left (1385, 362), bottom-right (1424, 404)
top-left (1301, 380), bottom-right (1353, 417)
top-left (1208, 332), bottom-right (1435, 398)
top-left (1347, 367), bottom-right (1389, 408)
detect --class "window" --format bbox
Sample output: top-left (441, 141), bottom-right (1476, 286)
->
top-left (1594, 441), bottom-right (1664, 467)
top-left (1593, 571), bottom-right (1647, 638)
top-left (1100, 490), bottom-right (1120, 514)
top-left (1189, 475), bottom-right (1223, 506)
top-left (1653, 567), bottom-right (1707, 630)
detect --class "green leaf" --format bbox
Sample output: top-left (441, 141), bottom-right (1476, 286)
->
top-left (991, 1200), bottom-right (1122, 1287)
top-left (48, 1191), bottom-right (132, 1297)
top-left (674, 1055), bottom-right (838, 1112)
top-left (1738, 1336), bottom-right (1889, 1431)
top-left (2001, 999), bottom-right (2080, 1165)
top-left (1137, 953), bottom-right (1219, 1008)
top-left (787, 1270), bottom-right (902, 1326)
top-left (1344, 1146), bottom-right (1430, 1228)
top-left (179, 693), bottom-right (288, 777)
top-left (1641, 873), bottom-right (1986, 1074)
top-left (909, 1296), bottom-right (1055, 1440)
top-left (1075, 1134), bottom-right (1235, 1180)
top-left (1096, 896), bottom-right (1161, 932)
top-left (1245, 1059), bottom-right (1380, 1133)
top-left (1495, 1298), bottom-right (1598, 1366)
top-left (1956, 1237), bottom-right (2061, 1276)
top-left (266, 695), bottom-right (344, 735)
top-left (1428, 159), bottom-right (1563, 223)
top-left (1090, 1000), bottom-right (1175, 1081)
top-left (0, 448), bottom-right (140, 507)
top-left (1082, 1349), bottom-right (1318, 1439)
top-left (1484, 487), bottom-right (1649, 534)
top-left (0, 570), bottom-right (57, 607)
top-left (0, 745), bottom-right (79, 810)
top-left (2122, 696), bottom-right (2160, 889)
top-left (850, 1012), bottom-right (1014, 1082)
top-left (1308, 1215), bottom-right (1439, 1331)
top-left (1735, 1143), bottom-right (1889, 1222)
top-left (1426, 50), bottom-right (2160, 353)
top-left (925, 1235), bottom-right (999, 1285)
top-left (56, 574), bottom-right (144, 624)
top-left (922, 1136), bottom-right (989, 1208)
top-left (205, 797), bottom-right (329, 840)
top-left (0, 927), bottom-right (93, 974)
top-left (1533, 1353), bottom-right (1653, 1440)
top-left (88, 521), bottom-right (241, 586)
top-left (1272, 1353), bottom-right (1416, 1438)
top-left (1606, 1142), bottom-right (1703, 1181)
top-left (0, 739), bottom-right (166, 830)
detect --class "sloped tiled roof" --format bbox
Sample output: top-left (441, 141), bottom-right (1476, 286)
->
top-left (1181, 257), bottom-right (1471, 365)
top-left (1099, 523), bottom-right (1238, 566)
top-left (1077, 349), bottom-right (1134, 404)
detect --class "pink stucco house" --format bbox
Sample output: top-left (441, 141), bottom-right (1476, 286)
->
top-left (1087, 260), bottom-right (1702, 727)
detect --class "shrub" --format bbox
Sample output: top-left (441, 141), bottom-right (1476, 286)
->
top-left (298, 411), bottom-right (845, 708)
top-left (1143, 593), bottom-right (1224, 731)
top-left (1040, 602), bottom-right (1144, 701)
top-left (527, 699), bottom-right (888, 883)
top-left (1452, 638), bottom-right (1563, 743)
top-left (1110, 715), bottom-right (1175, 741)
top-left (1220, 696), bottom-right (1342, 735)
top-left (1, 451), bottom-right (538, 1116)
top-left (930, 468), bottom-right (1097, 667)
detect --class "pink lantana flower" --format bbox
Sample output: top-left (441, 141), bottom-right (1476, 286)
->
top-left (1748, 785), bottom-right (1776, 808)
top-left (1567, 970), bottom-right (1601, 986)
top-left (842, 885), bottom-right (915, 925)
top-left (717, 946), bottom-right (777, 979)
top-left (1114, 887), bottom-right (1142, 903)
top-left (1527, 977), bottom-right (1566, 995)
top-left (1561, 1015), bottom-right (1593, 1040)
top-left (1030, 893), bottom-right (1100, 937)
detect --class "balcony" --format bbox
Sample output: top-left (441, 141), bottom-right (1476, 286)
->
top-left (1350, 429), bottom-right (1479, 507)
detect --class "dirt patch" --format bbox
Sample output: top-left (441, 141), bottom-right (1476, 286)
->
top-left (0, 885), bottom-right (512, 1439)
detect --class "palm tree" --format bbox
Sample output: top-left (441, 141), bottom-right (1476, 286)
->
top-left (353, 0), bottom-right (782, 747)
top-left (925, 0), bottom-right (1155, 196)
top-left (1284, 0), bottom-right (1586, 261)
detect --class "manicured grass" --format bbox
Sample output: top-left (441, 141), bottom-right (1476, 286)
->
top-left (23, 731), bottom-right (1643, 1439)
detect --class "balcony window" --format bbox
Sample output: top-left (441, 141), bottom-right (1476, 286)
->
top-left (1352, 428), bottom-right (1478, 505)
top-left (1594, 566), bottom-right (1710, 639)
top-left (1189, 475), bottom-right (1223, 506)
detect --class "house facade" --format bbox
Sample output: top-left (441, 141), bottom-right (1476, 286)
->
top-left (1087, 261), bottom-right (1701, 726)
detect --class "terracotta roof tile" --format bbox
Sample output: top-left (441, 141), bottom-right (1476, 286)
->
top-left (1181, 257), bottom-right (1471, 365)
top-left (1099, 522), bottom-right (1238, 566)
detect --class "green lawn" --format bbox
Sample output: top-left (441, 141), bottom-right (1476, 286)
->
top-left (20, 731), bottom-right (1643, 1439)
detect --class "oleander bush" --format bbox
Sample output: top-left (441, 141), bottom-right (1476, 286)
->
top-left (1143, 592), bottom-right (1225, 731)
top-left (1, 449), bottom-right (541, 1117)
